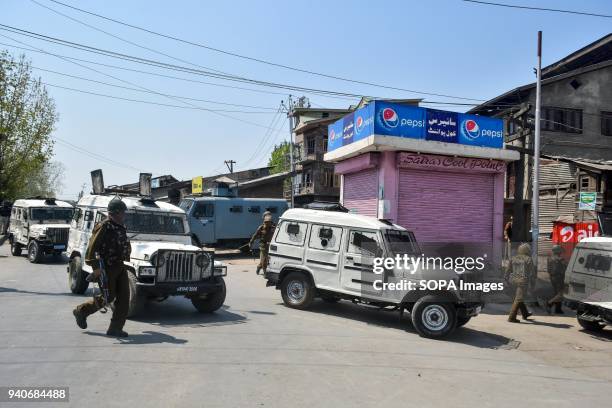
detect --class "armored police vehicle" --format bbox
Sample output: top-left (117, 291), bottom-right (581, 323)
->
top-left (564, 236), bottom-right (612, 332)
top-left (263, 209), bottom-right (483, 339)
top-left (8, 197), bottom-right (74, 263)
top-left (180, 195), bottom-right (288, 248)
top-left (66, 172), bottom-right (227, 317)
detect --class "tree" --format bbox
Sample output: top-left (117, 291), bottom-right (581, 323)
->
top-left (268, 141), bottom-right (294, 174)
top-left (0, 50), bottom-right (59, 200)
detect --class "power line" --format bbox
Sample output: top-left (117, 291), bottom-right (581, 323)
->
top-left (45, 0), bottom-right (488, 100)
top-left (463, 0), bottom-right (612, 18)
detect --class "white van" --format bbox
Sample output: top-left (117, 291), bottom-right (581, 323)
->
top-left (8, 198), bottom-right (74, 263)
top-left (264, 209), bottom-right (483, 338)
top-left (66, 194), bottom-right (227, 316)
top-left (564, 236), bottom-right (612, 332)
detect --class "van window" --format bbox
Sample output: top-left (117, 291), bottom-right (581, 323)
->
top-left (179, 199), bottom-right (194, 212)
top-left (276, 220), bottom-right (308, 246)
top-left (347, 230), bottom-right (381, 257)
top-left (230, 205), bottom-right (243, 213)
top-left (308, 224), bottom-right (342, 251)
top-left (248, 206), bottom-right (260, 213)
top-left (266, 207), bottom-right (278, 214)
top-left (193, 202), bottom-right (214, 218)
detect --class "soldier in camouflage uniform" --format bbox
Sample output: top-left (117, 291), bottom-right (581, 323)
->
top-left (506, 243), bottom-right (535, 323)
top-left (545, 245), bottom-right (566, 314)
top-left (72, 198), bottom-right (132, 337)
top-left (249, 211), bottom-right (276, 275)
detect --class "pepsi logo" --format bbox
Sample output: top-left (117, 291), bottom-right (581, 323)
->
top-left (355, 116), bottom-right (364, 133)
top-left (329, 129), bottom-right (336, 141)
top-left (462, 119), bottom-right (480, 140)
top-left (380, 108), bottom-right (399, 128)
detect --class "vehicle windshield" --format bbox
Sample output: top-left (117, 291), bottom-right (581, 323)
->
top-left (179, 199), bottom-right (194, 212)
top-left (124, 211), bottom-right (186, 235)
top-left (384, 229), bottom-right (420, 255)
top-left (30, 207), bottom-right (73, 222)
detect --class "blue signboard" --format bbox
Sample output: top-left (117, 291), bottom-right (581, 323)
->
top-left (327, 101), bottom-right (503, 151)
top-left (457, 113), bottom-right (504, 148)
top-left (373, 101), bottom-right (425, 139)
top-left (425, 109), bottom-right (458, 143)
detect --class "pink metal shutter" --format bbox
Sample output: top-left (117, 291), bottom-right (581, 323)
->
top-left (397, 169), bottom-right (494, 243)
top-left (343, 169), bottom-right (378, 217)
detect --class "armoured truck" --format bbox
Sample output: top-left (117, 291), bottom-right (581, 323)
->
top-left (8, 197), bottom-right (74, 263)
top-left (66, 171), bottom-right (227, 316)
top-left (564, 236), bottom-right (612, 332)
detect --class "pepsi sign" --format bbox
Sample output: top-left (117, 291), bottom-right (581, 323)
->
top-left (457, 113), bottom-right (504, 148)
top-left (352, 104), bottom-right (374, 143)
top-left (373, 101), bottom-right (425, 139)
top-left (327, 120), bottom-right (344, 151)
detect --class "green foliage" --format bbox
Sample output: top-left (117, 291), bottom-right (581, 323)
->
top-left (0, 50), bottom-right (59, 200)
top-left (268, 141), bottom-right (292, 174)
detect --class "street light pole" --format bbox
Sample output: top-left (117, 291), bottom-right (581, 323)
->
top-left (532, 31), bottom-right (542, 265)
top-left (287, 95), bottom-right (295, 208)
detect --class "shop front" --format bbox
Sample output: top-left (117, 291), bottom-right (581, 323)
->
top-left (325, 101), bottom-right (519, 261)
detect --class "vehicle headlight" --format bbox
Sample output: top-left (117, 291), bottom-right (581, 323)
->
top-left (152, 253), bottom-right (166, 268)
top-left (213, 265), bottom-right (227, 276)
top-left (196, 254), bottom-right (211, 269)
top-left (139, 266), bottom-right (156, 276)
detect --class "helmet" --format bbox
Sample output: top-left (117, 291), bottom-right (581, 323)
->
top-left (263, 211), bottom-right (272, 222)
top-left (551, 245), bottom-right (563, 254)
top-left (108, 197), bottom-right (127, 214)
top-left (517, 243), bottom-right (531, 256)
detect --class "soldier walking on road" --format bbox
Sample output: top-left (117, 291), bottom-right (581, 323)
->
top-left (249, 211), bottom-right (276, 275)
top-left (72, 198), bottom-right (132, 337)
top-left (545, 245), bottom-right (567, 314)
top-left (506, 243), bottom-right (535, 323)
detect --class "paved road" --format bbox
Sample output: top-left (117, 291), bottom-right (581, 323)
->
top-left (0, 240), bottom-right (611, 408)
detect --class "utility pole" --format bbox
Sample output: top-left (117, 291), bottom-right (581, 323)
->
top-left (285, 95), bottom-right (295, 208)
top-left (224, 160), bottom-right (236, 173)
top-left (532, 31), bottom-right (543, 265)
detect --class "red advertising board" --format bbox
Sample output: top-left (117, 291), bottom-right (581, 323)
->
top-left (551, 221), bottom-right (599, 260)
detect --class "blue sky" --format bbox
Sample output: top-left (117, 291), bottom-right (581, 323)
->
top-left (2, 0), bottom-right (611, 199)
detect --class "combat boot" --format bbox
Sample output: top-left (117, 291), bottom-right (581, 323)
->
top-left (106, 328), bottom-right (128, 338)
top-left (255, 266), bottom-right (261, 275)
top-left (73, 308), bottom-right (87, 329)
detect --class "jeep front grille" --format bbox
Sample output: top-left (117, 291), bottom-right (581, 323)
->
top-left (47, 228), bottom-right (69, 244)
top-left (157, 251), bottom-right (201, 282)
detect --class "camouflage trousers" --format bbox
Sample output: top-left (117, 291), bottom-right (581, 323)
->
top-left (258, 247), bottom-right (270, 270)
top-left (75, 265), bottom-right (129, 330)
top-left (508, 284), bottom-right (530, 321)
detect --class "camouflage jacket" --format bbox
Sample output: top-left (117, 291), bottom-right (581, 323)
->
top-left (547, 256), bottom-right (567, 286)
top-left (507, 254), bottom-right (536, 287)
top-left (250, 223), bottom-right (276, 249)
top-left (85, 218), bottom-right (131, 268)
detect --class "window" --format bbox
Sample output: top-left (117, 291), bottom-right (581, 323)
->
top-left (321, 169), bottom-right (335, 187)
top-left (306, 136), bottom-right (316, 155)
top-left (124, 211), bottom-right (186, 234)
top-left (275, 220), bottom-right (308, 246)
top-left (179, 199), bottom-right (194, 212)
top-left (602, 111), bottom-right (612, 137)
top-left (323, 136), bottom-right (328, 152)
top-left (347, 230), bottom-right (381, 256)
top-left (333, 174), bottom-right (341, 188)
top-left (230, 205), bottom-right (243, 213)
top-left (321, 112), bottom-right (329, 118)
top-left (541, 107), bottom-right (582, 133)
top-left (248, 206), bottom-right (260, 213)
top-left (308, 224), bottom-right (343, 251)
top-left (193, 202), bottom-right (214, 218)
top-left (265, 206), bottom-right (278, 214)
top-left (580, 176), bottom-right (590, 190)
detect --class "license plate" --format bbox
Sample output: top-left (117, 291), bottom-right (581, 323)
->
top-left (53, 245), bottom-right (65, 250)
top-left (176, 286), bottom-right (198, 293)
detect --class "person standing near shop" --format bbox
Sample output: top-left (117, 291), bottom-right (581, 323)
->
top-left (545, 245), bottom-right (566, 314)
top-left (506, 243), bottom-right (535, 323)
top-left (249, 211), bottom-right (276, 275)
top-left (72, 198), bottom-right (131, 337)
top-left (503, 216), bottom-right (513, 260)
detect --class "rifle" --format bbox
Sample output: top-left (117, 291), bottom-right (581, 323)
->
top-left (86, 255), bottom-right (110, 313)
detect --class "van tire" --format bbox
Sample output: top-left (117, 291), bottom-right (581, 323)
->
top-left (10, 238), bottom-right (22, 256)
top-left (281, 272), bottom-right (315, 309)
top-left (411, 295), bottom-right (457, 339)
top-left (69, 255), bottom-right (89, 294)
top-left (577, 314), bottom-right (604, 332)
top-left (126, 272), bottom-right (145, 317)
top-left (28, 241), bottom-right (43, 263)
top-left (191, 278), bottom-right (227, 313)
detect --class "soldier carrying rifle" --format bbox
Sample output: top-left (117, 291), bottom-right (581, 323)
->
top-left (72, 198), bottom-right (132, 337)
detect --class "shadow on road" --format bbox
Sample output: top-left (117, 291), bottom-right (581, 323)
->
top-left (84, 330), bottom-right (188, 345)
top-left (131, 301), bottom-right (247, 328)
top-left (304, 300), bottom-right (515, 349)
top-left (0, 286), bottom-right (91, 298)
